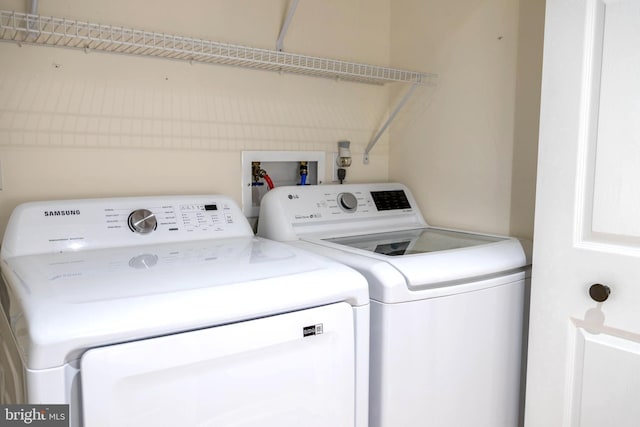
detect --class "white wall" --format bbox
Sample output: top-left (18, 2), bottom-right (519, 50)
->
top-left (0, 0), bottom-right (392, 238)
top-left (0, 0), bottom-right (545, 241)
top-left (389, 0), bottom-right (545, 239)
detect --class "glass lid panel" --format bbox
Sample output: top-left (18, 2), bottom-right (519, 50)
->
top-left (324, 228), bottom-right (504, 256)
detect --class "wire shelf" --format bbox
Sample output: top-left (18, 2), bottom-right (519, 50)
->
top-left (0, 10), bottom-right (434, 85)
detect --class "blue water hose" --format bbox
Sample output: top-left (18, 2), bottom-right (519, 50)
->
top-left (299, 162), bottom-right (308, 185)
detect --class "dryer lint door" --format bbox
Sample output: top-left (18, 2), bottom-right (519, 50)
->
top-left (80, 302), bottom-right (355, 427)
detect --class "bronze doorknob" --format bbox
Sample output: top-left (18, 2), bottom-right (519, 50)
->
top-left (589, 283), bottom-right (611, 302)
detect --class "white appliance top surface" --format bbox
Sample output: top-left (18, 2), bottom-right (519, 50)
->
top-left (257, 183), bottom-right (530, 299)
top-left (325, 228), bottom-right (505, 256)
top-left (0, 196), bottom-right (368, 369)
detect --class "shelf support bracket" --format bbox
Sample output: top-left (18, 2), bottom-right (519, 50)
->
top-left (276, 0), bottom-right (301, 52)
top-left (363, 82), bottom-right (419, 164)
top-left (26, 0), bottom-right (40, 37)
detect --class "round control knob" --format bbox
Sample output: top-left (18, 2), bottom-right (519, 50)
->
top-left (589, 283), bottom-right (611, 302)
top-left (338, 192), bottom-right (358, 212)
top-left (128, 209), bottom-right (157, 234)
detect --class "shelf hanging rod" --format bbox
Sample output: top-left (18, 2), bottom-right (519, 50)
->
top-left (30, 0), bottom-right (38, 15)
top-left (363, 82), bottom-right (419, 164)
top-left (276, 0), bottom-right (300, 52)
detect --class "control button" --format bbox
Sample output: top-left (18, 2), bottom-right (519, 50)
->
top-left (128, 209), bottom-right (157, 234)
top-left (338, 192), bottom-right (358, 212)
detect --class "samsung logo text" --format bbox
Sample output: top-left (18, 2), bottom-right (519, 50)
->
top-left (44, 210), bottom-right (80, 217)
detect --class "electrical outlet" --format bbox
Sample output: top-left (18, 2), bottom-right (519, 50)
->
top-left (241, 151), bottom-right (325, 218)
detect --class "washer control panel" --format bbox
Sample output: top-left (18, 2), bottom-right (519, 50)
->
top-left (257, 183), bottom-right (426, 241)
top-left (2, 195), bottom-right (254, 257)
top-left (275, 186), bottom-right (415, 223)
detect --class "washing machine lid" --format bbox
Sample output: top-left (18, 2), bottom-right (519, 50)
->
top-left (1, 236), bottom-right (368, 370)
top-left (306, 227), bottom-right (528, 289)
top-left (325, 228), bottom-right (505, 256)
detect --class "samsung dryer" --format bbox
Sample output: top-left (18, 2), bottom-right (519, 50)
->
top-left (257, 183), bottom-right (531, 427)
top-left (0, 195), bottom-right (369, 427)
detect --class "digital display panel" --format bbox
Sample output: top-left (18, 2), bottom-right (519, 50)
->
top-left (371, 190), bottom-right (411, 211)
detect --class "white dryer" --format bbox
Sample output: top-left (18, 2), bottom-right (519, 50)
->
top-left (0, 195), bottom-right (369, 427)
top-left (257, 183), bottom-right (531, 427)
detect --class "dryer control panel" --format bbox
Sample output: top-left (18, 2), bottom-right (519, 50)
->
top-left (2, 195), bottom-right (254, 257)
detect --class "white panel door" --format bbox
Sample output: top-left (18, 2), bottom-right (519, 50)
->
top-left (81, 303), bottom-right (355, 427)
top-left (526, 0), bottom-right (640, 425)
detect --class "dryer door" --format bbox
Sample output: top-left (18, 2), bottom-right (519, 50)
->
top-left (80, 302), bottom-right (355, 427)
